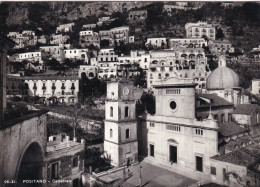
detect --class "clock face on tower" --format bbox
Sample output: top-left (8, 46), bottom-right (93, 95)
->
top-left (123, 87), bottom-right (129, 96)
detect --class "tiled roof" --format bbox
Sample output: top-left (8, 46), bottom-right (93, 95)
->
top-left (196, 93), bottom-right (234, 108)
top-left (211, 145), bottom-right (260, 167)
top-left (218, 122), bottom-right (247, 137)
top-left (233, 104), bottom-right (259, 115)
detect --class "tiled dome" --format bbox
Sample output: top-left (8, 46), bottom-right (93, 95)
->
top-left (206, 56), bottom-right (239, 90)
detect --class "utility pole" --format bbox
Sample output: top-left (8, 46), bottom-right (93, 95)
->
top-left (139, 165), bottom-right (142, 187)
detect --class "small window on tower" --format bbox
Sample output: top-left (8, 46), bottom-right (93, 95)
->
top-left (110, 129), bottom-right (113, 138)
top-left (110, 107), bottom-right (113, 117)
top-left (126, 129), bottom-right (130, 139)
top-left (125, 107), bottom-right (129, 117)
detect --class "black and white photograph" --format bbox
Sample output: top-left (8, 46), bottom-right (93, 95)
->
top-left (1, 1), bottom-right (260, 187)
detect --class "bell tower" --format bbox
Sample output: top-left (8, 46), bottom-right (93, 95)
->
top-left (104, 80), bottom-right (138, 167)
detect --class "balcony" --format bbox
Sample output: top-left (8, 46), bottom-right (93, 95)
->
top-left (42, 86), bottom-right (46, 90)
top-left (51, 86), bottom-right (56, 90)
top-left (71, 86), bottom-right (75, 90)
top-left (61, 86), bottom-right (66, 90)
top-left (33, 86), bottom-right (37, 90)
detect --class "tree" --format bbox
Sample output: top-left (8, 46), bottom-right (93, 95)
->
top-left (216, 28), bottom-right (224, 39)
top-left (67, 103), bottom-right (83, 139)
top-left (100, 39), bottom-right (110, 47)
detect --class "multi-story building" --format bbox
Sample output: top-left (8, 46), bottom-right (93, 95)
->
top-left (147, 48), bottom-right (210, 89)
top-left (79, 31), bottom-right (100, 48)
top-left (97, 16), bottom-right (112, 26)
top-left (24, 76), bottom-right (79, 104)
top-left (169, 38), bottom-right (207, 49)
top-left (185, 21), bottom-right (216, 40)
top-left (7, 31), bottom-right (38, 49)
top-left (15, 52), bottom-right (43, 64)
top-left (38, 35), bottom-right (48, 44)
top-left (146, 38), bottom-right (167, 48)
top-left (78, 65), bottom-right (98, 79)
top-left (56, 23), bottom-right (74, 33)
top-left (208, 40), bottom-right (234, 54)
top-left (50, 34), bottom-right (70, 45)
top-left (99, 26), bottom-right (129, 46)
top-left (118, 50), bottom-right (150, 70)
top-left (39, 44), bottom-right (70, 62)
top-left (82, 24), bottom-right (96, 29)
top-left (22, 30), bottom-right (35, 36)
top-left (64, 49), bottom-right (89, 62)
top-left (104, 80), bottom-right (138, 166)
top-left (45, 134), bottom-right (85, 187)
top-left (128, 10), bottom-right (147, 24)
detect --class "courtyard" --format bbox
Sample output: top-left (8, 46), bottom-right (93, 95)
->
top-left (99, 160), bottom-right (196, 187)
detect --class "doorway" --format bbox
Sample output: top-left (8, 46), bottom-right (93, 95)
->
top-left (149, 144), bottom-right (154, 157)
top-left (169, 145), bottom-right (177, 163)
top-left (196, 156), bottom-right (203, 172)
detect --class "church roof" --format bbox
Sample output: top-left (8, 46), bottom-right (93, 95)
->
top-left (218, 122), bottom-right (247, 137)
top-left (206, 55), bottom-right (239, 90)
top-left (196, 93), bottom-right (233, 108)
top-left (233, 104), bottom-right (259, 115)
top-left (211, 145), bottom-right (260, 167)
top-left (206, 66), bottom-right (239, 90)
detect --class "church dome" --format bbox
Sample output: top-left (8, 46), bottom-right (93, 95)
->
top-left (206, 55), bottom-right (239, 90)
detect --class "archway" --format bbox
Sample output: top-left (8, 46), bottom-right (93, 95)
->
top-left (89, 72), bottom-right (94, 78)
top-left (17, 142), bottom-right (43, 186)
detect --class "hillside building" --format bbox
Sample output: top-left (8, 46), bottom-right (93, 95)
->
top-left (56, 23), bottom-right (74, 33)
top-left (64, 48), bottom-right (89, 62)
top-left (185, 21), bottom-right (216, 40)
top-left (128, 10), bottom-right (147, 24)
top-left (169, 38), bottom-right (207, 49)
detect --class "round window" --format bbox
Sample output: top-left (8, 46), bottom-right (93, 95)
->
top-left (170, 101), bottom-right (177, 110)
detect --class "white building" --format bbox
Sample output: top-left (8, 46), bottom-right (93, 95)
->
top-left (99, 26), bottom-right (129, 46)
top-left (16, 52), bottom-right (43, 64)
top-left (56, 23), bottom-right (74, 33)
top-left (146, 38), bottom-right (167, 48)
top-left (82, 24), bottom-right (96, 29)
top-left (64, 49), bottom-right (89, 62)
top-left (78, 65), bottom-right (98, 79)
top-left (50, 34), bottom-right (69, 45)
top-left (142, 76), bottom-right (219, 176)
top-left (185, 21), bottom-right (216, 40)
top-left (169, 38), bottom-right (208, 49)
top-left (208, 40), bottom-right (234, 54)
top-left (118, 50), bottom-right (150, 70)
top-left (147, 48), bottom-right (210, 89)
top-left (24, 76), bottom-right (79, 104)
top-left (251, 79), bottom-right (260, 96)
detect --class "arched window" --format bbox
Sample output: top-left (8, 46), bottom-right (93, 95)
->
top-left (110, 107), bottom-right (113, 117)
top-left (110, 129), bottom-right (113, 138)
top-left (125, 106), bottom-right (129, 117)
top-left (126, 129), bottom-right (130, 139)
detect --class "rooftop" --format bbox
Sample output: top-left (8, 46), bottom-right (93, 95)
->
top-left (7, 75), bottom-right (79, 80)
top-left (233, 104), bottom-right (259, 115)
top-left (211, 144), bottom-right (260, 167)
top-left (46, 135), bottom-right (84, 153)
top-left (196, 93), bottom-right (234, 108)
top-left (218, 121), bottom-right (247, 137)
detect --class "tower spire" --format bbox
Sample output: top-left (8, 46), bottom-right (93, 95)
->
top-left (207, 106), bottom-right (214, 120)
